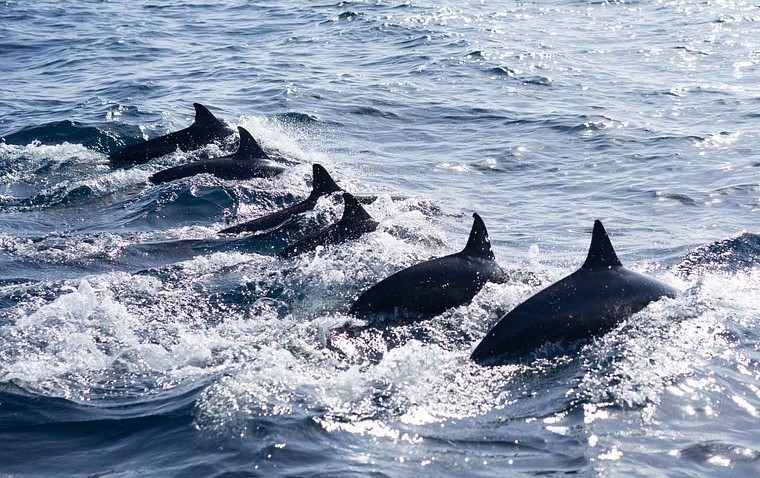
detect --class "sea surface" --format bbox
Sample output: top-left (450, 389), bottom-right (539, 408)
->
top-left (1, 0), bottom-right (759, 476)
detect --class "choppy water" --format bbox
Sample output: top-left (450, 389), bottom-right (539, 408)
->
top-left (1, 1), bottom-right (759, 476)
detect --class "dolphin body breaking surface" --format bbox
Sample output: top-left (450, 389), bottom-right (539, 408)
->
top-left (108, 103), bottom-right (234, 167)
top-left (149, 127), bottom-right (285, 184)
top-left (470, 220), bottom-right (679, 364)
top-left (277, 192), bottom-right (378, 258)
top-left (218, 164), bottom-right (342, 235)
top-left (350, 213), bottom-right (507, 322)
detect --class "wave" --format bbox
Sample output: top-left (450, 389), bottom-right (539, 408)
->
top-left (677, 233), bottom-right (760, 275)
top-left (2, 120), bottom-right (123, 154)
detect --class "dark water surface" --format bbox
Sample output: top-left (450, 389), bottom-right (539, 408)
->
top-left (1, 1), bottom-right (759, 476)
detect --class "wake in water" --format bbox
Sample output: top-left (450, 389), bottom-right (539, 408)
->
top-left (2, 0), bottom-right (760, 471)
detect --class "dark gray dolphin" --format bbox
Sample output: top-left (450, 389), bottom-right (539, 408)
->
top-left (350, 213), bottom-right (507, 321)
top-left (149, 127), bottom-right (285, 184)
top-left (470, 220), bottom-right (679, 363)
top-left (277, 192), bottom-right (378, 258)
top-left (218, 164), bottom-right (342, 235)
top-left (108, 103), bottom-right (234, 167)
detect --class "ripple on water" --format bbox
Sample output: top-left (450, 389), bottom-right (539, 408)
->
top-left (1, 0), bottom-right (760, 476)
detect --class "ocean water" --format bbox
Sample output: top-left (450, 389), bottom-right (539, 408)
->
top-left (1, 0), bottom-right (759, 476)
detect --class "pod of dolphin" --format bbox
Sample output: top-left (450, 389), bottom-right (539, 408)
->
top-left (107, 103), bottom-right (679, 364)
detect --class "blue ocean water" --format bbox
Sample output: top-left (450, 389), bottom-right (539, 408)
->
top-left (1, 0), bottom-right (759, 476)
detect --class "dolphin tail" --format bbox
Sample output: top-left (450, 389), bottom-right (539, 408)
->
top-left (581, 220), bottom-right (623, 269)
top-left (311, 164), bottom-right (342, 196)
top-left (461, 213), bottom-right (495, 259)
top-left (340, 192), bottom-right (375, 225)
top-left (236, 126), bottom-right (270, 159)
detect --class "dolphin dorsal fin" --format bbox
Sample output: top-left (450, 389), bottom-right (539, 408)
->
top-left (236, 127), bottom-right (269, 159)
top-left (311, 164), bottom-right (342, 196)
top-left (340, 192), bottom-right (374, 224)
top-left (581, 220), bottom-right (623, 269)
top-left (193, 103), bottom-right (225, 129)
top-left (462, 213), bottom-right (495, 259)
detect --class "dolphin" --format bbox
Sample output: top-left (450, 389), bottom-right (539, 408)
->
top-left (108, 103), bottom-right (234, 167)
top-left (218, 164), bottom-right (342, 235)
top-left (470, 220), bottom-right (679, 363)
top-left (149, 127), bottom-right (285, 184)
top-left (277, 192), bottom-right (378, 258)
top-left (350, 213), bottom-right (507, 322)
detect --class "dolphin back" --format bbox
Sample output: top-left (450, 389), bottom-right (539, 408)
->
top-left (148, 157), bottom-right (282, 184)
top-left (351, 213), bottom-right (504, 321)
top-left (470, 266), bottom-right (677, 362)
top-left (277, 192), bottom-right (377, 258)
top-left (471, 220), bottom-right (678, 363)
top-left (219, 164), bottom-right (343, 236)
top-left (219, 200), bottom-right (313, 235)
top-left (350, 254), bottom-right (503, 320)
top-left (108, 103), bottom-right (232, 167)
